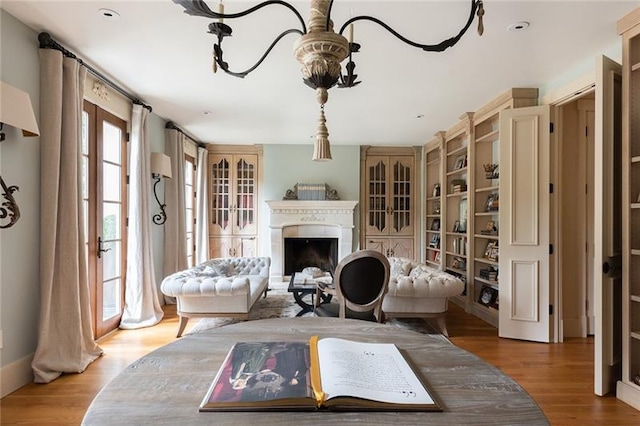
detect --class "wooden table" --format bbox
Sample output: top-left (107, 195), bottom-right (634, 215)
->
top-left (287, 272), bottom-right (332, 316)
top-left (83, 318), bottom-right (549, 425)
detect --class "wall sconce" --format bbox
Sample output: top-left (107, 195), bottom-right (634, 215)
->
top-left (0, 81), bottom-right (40, 229)
top-left (150, 152), bottom-right (172, 225)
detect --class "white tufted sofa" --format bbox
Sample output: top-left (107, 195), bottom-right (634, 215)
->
top-left (382, 257), bottom-right (465, 336)
top-left (160, 257), bottom-right (271, 337)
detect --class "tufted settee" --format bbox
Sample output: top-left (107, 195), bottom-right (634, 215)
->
top-left (382, 257), bottom-right (465, 336)
top-left (160, 257), bottom-right (271, 337)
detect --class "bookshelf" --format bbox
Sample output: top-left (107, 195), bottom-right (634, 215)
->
top-left (425, 133), bottom-right (444, 268)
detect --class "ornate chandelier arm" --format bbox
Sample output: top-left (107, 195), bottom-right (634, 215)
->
top-left (214, 28), bottom-right (304, 78)
top-left (173, 0), bottom-right (307, 34)
top-left (337, 0), bottom-right (483, 52)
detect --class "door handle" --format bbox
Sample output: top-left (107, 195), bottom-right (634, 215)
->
top-left (97, 236), bottom-right (111, 259)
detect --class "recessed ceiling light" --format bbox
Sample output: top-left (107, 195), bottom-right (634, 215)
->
top-left (204, 111), bottom-right (212, 115)
top-left (507, 21), bottom-right (529, 32)
top-left (99, 8), bottom-right (120, 20)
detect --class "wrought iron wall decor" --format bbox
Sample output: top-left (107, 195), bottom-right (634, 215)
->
top-left (173, 0), bottom-right (485, 160)
top-left (0, 175), bottom-right (20, 229)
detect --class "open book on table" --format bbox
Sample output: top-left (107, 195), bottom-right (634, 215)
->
top-left (199, 337), bottom-right (441, 412)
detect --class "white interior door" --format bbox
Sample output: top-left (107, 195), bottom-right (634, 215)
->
top-left (594, 55), bottom-right (623, 396)
top-left (498, 105), bottom-right (552, 343)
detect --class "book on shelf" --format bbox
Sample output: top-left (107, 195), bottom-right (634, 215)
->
top-left (199, 337), bottom-right (441, 412)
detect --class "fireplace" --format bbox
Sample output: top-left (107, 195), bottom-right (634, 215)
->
top-left (266, 200), bottom-right (358, 281)
top-left (284, 237), bottom-right (339, 275)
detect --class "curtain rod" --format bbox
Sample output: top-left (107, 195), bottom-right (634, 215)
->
top-left (38, 32), bottom-right (152, 112)
top-left (166, 121), bottom-right (204, 148)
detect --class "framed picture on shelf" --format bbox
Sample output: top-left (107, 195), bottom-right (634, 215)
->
top-left (452, 220), bottom-right (461, 233)
top-left (478, 285), bottom-right (498, 308)
top-left (429, 234), bottom-right (440, 248)
top-left (459, 197), bottom-right (468, 232)
top-left (433, 201), bottom-right (441, 214)
top-left (434, 251), bottom-right (441, 263)
top-left (432, 183), bottom-right (441, 197)
top-left (484, 241), bottom-right (496, 259)
top-left (486, 193), bottom-right (499, 211)
top-left (454, 154), bottom-right (467, 170)
top-left (430, 218), bottom-right (440, 231)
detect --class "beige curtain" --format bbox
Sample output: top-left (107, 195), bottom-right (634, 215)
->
top-left (32, 50), bottom-right (102, 383)
top-left (163, 129), bottom-right (187, 283)
top-left (195, 147), bottom-right (210, 264)
top-left (120, 104), bottom-right (164, 329)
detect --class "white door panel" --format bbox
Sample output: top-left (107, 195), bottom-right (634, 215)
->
top-left (499, 105), bottom-right (552, 343)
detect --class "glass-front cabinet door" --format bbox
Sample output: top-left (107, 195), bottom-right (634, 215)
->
top-left (364, 155), bottom-right (414, 237)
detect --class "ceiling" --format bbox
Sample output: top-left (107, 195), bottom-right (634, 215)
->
top-left (2, 1), bottom-right (638, 146)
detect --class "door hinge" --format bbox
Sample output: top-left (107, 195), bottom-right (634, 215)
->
top-left (126, 175), bottom-right (130, 185)
top-left (550, 122), bottom-right (554, 133)
top-left (585, 126), bottom-right (588, 137)
top-left (126, 217), bottom-right (129, 227)
top-left (549, 305), bottom-right (554, 315)
top-left (549, 183), bottom-right (554, 194)
top-left (126, 132), bottom-right (130, 142)
top-left (549, 244), bottom-right (554, 255)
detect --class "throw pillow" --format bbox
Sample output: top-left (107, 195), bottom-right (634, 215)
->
top-left (390, 258), bottom-right (412, 277)
top-left (206, 263), bottom-right (236, 277)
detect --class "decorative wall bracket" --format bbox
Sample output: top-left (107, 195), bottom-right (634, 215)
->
top-left (0, 175), bottom-right (20, 229)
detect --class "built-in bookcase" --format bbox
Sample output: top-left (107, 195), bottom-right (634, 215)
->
top-left (617, 6), bottom-right (640, 411)
top-left (424, 133), bottom-right (444, 268)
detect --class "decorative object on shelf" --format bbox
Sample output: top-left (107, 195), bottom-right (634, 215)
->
top-left (433, 201), bottom-right (441, 214)
top-left (451, 179), bottom-right (467, 194)
top-left (479, 266), bottom-right (498, 282)
top-left (478, 284), bottom-right (498, 308)
top-left (430, 218), bottom-right (440, 231)
top-left (452, 257), bottom-right (466, 270)
top-left (432, 183), bottom-right (441, 197)
top-left (454, 154), bottom-right (468, 170)
top-left (150, 152), bottom-right (173, 225)
top-left (484, 241), bottom-right (499, 261)
top-left (282, 183), bottom-right (340, 200)
top-left (483, 163), bottom-right (499, 179)
top-left (452, 220), bottom-right (461, 233)
top-left (0, 81), bottom-right (40, 229)
top-left (485, 193), bottom-right (499, 211)
top-left (173, 0), bottom-right (485, 161)
top-left (459, 197), bottom-right (468, 232)
top-left (429, 234), bottom-right (440, 249)
top-left (480, 220), bottom-right (498, 235)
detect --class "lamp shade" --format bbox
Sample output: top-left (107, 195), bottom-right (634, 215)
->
top-left (0, 81), bottom-right (40, 137)
top-left (150, 153), bottom-right (172, 178)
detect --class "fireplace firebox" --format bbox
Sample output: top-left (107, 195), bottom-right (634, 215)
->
top-left (284, 238), bottom-right (338, 276)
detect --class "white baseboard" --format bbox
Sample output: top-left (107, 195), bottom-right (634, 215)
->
top-left (1, 353), bottom-right (34, 398)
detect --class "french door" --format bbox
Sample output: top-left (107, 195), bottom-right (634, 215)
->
top-left (82, 101), bottom-right (128, 338)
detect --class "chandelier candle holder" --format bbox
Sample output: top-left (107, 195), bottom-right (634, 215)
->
top-left (173, 0), bottom-right (485, 160)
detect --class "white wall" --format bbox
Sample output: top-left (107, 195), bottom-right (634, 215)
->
top-left (1, 9), bottom-right (42, 395)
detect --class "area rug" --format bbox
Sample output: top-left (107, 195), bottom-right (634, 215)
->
top-left (187, 281), bottom-right (442, 335)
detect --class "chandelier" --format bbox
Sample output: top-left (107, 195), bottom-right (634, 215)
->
top-left (174, 0), bottom-right (485, 161)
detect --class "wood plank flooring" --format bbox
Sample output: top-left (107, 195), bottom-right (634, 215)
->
top-left (1, 302), bottom-right (639, 425)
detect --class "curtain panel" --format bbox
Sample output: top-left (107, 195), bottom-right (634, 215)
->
top-left (32, 49), bottom-right (102, 383)
top-left (120, 104), bottom-right (164, 329)
top-left (163, 129), bottom-right (188, 286)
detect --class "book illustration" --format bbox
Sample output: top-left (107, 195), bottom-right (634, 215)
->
top-left (200, 337), bottom-right (441, 412)
top-left (204, 342), bottom-right (312, 409)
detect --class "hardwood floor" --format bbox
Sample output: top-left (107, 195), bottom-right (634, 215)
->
top-left (1, 302), bottom-right (639, 425)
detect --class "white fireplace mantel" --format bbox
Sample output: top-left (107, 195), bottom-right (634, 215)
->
top-left (266, 200), bottom-right (358, 281)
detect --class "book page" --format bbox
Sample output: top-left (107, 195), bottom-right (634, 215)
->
top-left (317, 338), bottom-right (435, 405)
